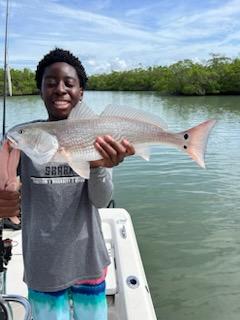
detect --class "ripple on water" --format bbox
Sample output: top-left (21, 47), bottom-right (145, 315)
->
top-left (2, 93), bottom-right (240, 320)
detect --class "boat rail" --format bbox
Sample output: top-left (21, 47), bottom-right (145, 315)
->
top-left (0, 294), bottom-right (32, 320)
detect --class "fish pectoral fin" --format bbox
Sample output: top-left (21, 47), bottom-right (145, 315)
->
top-left (134, 144), bottom-right (150, 161)
top-left (69, 161), bottom-right (90, 179)
top-left (27, 131), bottom-right (59, 165)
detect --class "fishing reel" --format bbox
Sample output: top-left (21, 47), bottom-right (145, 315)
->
top-left (0, 238), bottom-right (13, 273)
top-left (2, 239), bottom-right (12, 267)
top-left (0, 239), bottom-right (31, 320)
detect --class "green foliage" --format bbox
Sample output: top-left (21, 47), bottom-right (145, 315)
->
top-left (87, 55), bottom-right (240, 95)
top-left (0, 68), bottom-right (38, 96)
top-left (1, 55), bottom-right (240, 96)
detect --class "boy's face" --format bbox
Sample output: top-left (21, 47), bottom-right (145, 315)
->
top-left (41, 62), bottom-right (83, 121)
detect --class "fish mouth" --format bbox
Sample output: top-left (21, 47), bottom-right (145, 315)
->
top-left (6, 134), bottom-right (18, 147)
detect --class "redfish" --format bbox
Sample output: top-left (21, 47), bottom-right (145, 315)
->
top-left (6, 103), bottom-right (216, 179)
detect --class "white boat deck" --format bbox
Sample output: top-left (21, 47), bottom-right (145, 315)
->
top-left (3, 208), bottom-right (157, 319)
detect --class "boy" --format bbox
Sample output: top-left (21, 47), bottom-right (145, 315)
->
top-left (0, 48), bottom-right (134, 320)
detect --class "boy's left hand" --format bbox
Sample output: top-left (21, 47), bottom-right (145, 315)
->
top-left (90, 135), bottom-right (135, 168)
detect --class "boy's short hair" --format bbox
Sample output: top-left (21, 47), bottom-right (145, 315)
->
top-left (35, 48), bottom-right (88, 89)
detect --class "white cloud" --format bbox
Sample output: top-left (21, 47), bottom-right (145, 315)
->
top-left (110, 57), bottom-right (128, 71)
top-left (85, 57), bottom-right (129, 74)
top-left (1, 0), bottom-right (240, 73)
top-left (87, 59), bottom-right (97, 67)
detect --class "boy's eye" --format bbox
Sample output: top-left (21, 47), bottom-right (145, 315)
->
top-left (65, 81), bottom-right (75, 88)
top-left (46, 80), bottom-right (57, 86)
top-left (44, 77), bottom-right (77, 88)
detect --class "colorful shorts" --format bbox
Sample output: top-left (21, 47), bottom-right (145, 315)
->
top-left (28, 280), bottom-right (107, 320)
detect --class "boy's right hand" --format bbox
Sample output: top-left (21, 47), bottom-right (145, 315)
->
top-left (0, 190), bottom-right (21, 218)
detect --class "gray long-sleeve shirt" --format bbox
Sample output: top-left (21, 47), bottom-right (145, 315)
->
top-left (20, 153), bottom-right (112, 292)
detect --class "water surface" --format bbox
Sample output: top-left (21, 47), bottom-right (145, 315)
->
top-left (1, 92), bottom-right (240, 320)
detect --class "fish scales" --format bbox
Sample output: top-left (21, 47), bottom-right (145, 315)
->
top-left (47, 117), bottom-right (167, 151)
top-left (6, 104), bottom-right (217, 178)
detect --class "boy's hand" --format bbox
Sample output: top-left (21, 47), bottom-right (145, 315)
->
top-left (0, 190), bottom-right (21, 218)
top-left (91, 135), bottom-right (135, 168)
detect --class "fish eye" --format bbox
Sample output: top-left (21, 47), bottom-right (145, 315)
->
top-left (18, 129), bottom-right (24, 134)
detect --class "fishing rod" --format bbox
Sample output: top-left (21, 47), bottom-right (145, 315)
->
top-left (0, 0), bottom-right (10, 280)
top-left (0, 3), bottom-right (32, 318)
top-left (1, 0), bottom-right (14, 288)
top-left (2, 0), bottom-right (9, 137)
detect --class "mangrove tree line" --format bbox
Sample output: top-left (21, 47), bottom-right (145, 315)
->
top-left (1, 55), bottom-right (240, 96)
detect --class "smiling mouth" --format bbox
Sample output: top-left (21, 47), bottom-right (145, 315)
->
top-left (53, 101), bottom-right (70, 109)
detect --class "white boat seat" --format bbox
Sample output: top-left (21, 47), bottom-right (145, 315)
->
top-left (102, 222), bottom-right (117, 295)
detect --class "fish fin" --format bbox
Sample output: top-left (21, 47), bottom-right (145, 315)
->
top-left (134, 144), bottom-right (150, 161)
top-left (68, 101), bottom-right (98, 120)
top-left (180, 119), bottom-right (217, 168)
top-left (100, 104), bottom-right (168, 129)
top-left (29, 132), bottom-right (59, 165)
top-left (51, 151), bottom-right (66, 163)
top-left (69, 161), bottom-right (90, 179)
top-left (59, 148), bottom-right (90, 179)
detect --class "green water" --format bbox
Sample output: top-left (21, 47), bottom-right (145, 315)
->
top-left (1, 92), bottom-right (240, 319)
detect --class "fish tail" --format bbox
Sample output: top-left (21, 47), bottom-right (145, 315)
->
top-left (180, 119), bottom-right (217, 168)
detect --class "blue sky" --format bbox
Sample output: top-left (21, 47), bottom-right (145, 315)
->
top-left (0, 0), bottom-right (240, 75)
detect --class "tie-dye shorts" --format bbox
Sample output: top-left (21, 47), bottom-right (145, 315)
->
top-left (28, 280), bottom-right (107, 320)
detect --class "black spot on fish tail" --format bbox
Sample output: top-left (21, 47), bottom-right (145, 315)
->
top-left (183, 145), bottom-right (187, 149)
top-left (184, 133), bottom-right (189, 140)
